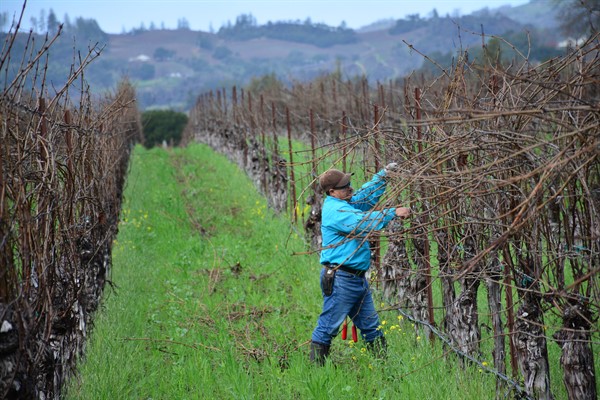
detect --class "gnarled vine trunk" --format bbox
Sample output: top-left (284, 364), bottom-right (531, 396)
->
top-left (553, 300), bottom-right (597, 400)
top-left (447, 234), bottom-right (481, 359)
top-left (515, 288), bottom-right (553, 400)
top-left (381, 219), bottom-right (411, 305)
top-left (304, 190), bottom-right (323, 250)
top-left (410, 218), bottom-right (431, 334)
top-left (435, 228), bottom-right (456, 336)
top-left (485, 257), bottom-right (506, 396)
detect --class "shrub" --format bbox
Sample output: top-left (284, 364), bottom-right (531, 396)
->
top-left (212, 46), bottom-right (232, 60)
top-left (141, 109), bottom-right (188, 148)
top-left (153, 47), bottom-right (176, 61)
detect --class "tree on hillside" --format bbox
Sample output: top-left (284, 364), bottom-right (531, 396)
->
top-left (73, 17), bottom-right (108, 43)
top-left (29, 16), bottom-right (38, 33)
top-left (217, 14), bottom-right (357, 47)
top-left (389, 14), bottom-right (424, 34)
top-left (141, 110), bottom-right (188, 148)
top-left (197, 34), bottom-right (215, 50)
top-left (63, 13), bottom-right (72, 31)
top-left (0, 12), bottom-right (8, 32)
top-left (177, 18), bottom-right (190, 30)
top-left (47, 9), bottom-right (59, 35)
top-left (483, 37), bottom-right (503, 66)
top-left (212, 46), bottom-right (232, 60)
top-left (235, 14), bottom-right (258, 28)
top-left (38, 9), bottom-right (46, 32)
top-left (128, 62), bottom-right (155, 80)
top-left (153, 47), bottom-right (175, 61)
top-left (556, 0), bottom-right (600, 38)
top-left (247, 73), bottom-right (284, 97)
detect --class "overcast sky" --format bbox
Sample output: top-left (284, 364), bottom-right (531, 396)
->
top-left (4, 0), bottom-right (533, 34)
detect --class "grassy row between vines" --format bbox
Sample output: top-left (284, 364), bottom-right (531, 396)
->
top-left (64, 143), bottom-right (502, 399)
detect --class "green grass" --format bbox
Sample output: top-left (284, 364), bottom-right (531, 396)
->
top-left (64, 143), bottom-right (515, 399)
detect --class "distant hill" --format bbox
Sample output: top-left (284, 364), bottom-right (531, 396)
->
top-left (357, 19), bottom-right (396, 33)
top-left (1, 0), bottom-right (568, 111)
top-left (483, 0), bottom-right (561, 29)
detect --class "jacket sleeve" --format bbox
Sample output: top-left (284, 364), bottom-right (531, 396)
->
top-left (349, 169), bottom-right (387, 211)
top-left (329, 204), bottom-right (396, 238)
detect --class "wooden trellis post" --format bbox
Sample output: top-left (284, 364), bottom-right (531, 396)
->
top-left (286, 107), bottom-right (297, 223)
top-left (341, 111), bottom-right (348, 171)
top-left (415, 87), bottom-right (435, 343)
top-left (372, 104), bottom-right (382, 287)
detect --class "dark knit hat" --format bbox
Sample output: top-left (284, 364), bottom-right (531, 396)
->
top-left (319, 169), bottom-right (352, 193)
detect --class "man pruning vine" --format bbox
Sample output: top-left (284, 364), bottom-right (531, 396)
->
top-left (310, 164), bottom-right (411, 365)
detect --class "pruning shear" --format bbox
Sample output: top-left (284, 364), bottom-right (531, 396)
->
top-left (341, 317), bottom-right (358, 342)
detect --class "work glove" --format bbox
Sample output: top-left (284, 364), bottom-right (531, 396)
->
top-left (384, 162), bottom-right (399, 175)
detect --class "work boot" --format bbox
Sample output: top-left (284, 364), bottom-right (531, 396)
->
top-left (367, 335), bottom-right (387, 359)
top-left (309, 341), bottom-right (330, 366)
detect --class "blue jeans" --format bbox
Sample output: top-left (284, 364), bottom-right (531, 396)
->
top-left (311, 268), bottom-right (383, 346)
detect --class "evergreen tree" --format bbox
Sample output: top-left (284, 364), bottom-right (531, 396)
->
top-left (556, 0), bottom-right (599, 38)
top-left (47, 9), bottom-right (59, 35)
top-left (29, 16), bottom-right (37, 33)
top-left (74, 17), bottom-right (108, 43)
top-left (141, 110), bottom-right (188, 148)
top-left (63, 13), bottom-right (72, 31)
top-left (177, 18), bottom-right (190, 30)
top-left (0, 12), bottom-right (9, 32)
top-left (38, 9), bottom-right (46, 32)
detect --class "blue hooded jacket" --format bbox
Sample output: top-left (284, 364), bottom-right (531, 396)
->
top-left (319, 169), bottom-right (396, 270)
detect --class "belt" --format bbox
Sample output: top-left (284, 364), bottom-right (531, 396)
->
top-left (324, 263), bottom-right (367, 277)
